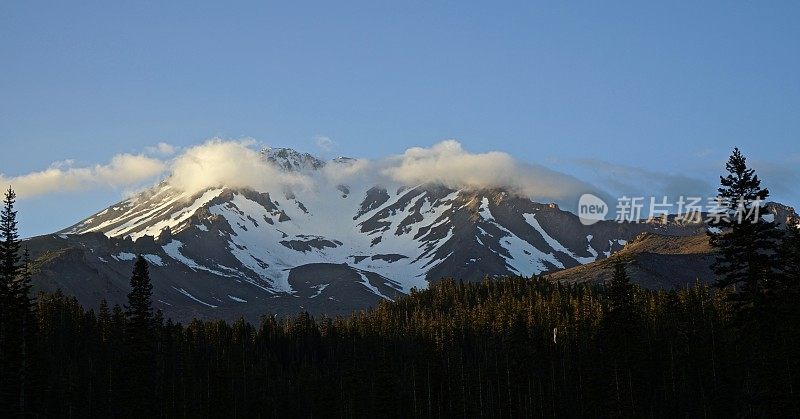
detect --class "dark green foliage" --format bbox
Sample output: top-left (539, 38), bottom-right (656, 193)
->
top-left (0, 187), bottom-right (21, 295)
top-left (710, 148), bottom-right (781, 308)
top-left (0, 187), bottom-right (38, 415)
top-left (606, 260), bottom-right (636, 328)
top-left (776, 221), bottom-right (800, 413)
top-left (707, 148), bottom-right (799, 415)
top-left (601, 261), bottom-right (640, 416)
top-left (122, 256), bottom-right (157, 417)
top-left (5, 149), bottom-right (800, 417)
top-left (25, 277), bottom-right (800, 417)
top-left (778, 218), bottom-right (800, 303)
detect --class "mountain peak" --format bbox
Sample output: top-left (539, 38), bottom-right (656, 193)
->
top-left (260, 147), bottom-right (325, 171)
top-left (47, 179), bottom-right (719, 321)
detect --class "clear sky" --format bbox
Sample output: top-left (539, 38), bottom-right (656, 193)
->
top-left (1, 1), bottom-right (798, 237)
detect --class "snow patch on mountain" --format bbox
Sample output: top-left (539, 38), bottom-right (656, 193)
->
top-left (356, 272), bottom-right (394, 302)
top-left (476, 203), bottom-right (561, 273)
top-left (163, 240), bottom-right (234, 277)
top-left (138, 188), bottom-right (224, 238)
top-left (112, 252), bottom-right (137, 261)
top-left (143, 254), bottom-right (165, 266)
top-left (173, 286), bottom-right (218, 308)
top-left (227, 295), bottom-right (247, 303)
top-left (58, 148), bottom-right (713, 313)
top-left (524, 213), bottom-right (596, 264)
top-left (310, 284), bottom-right (329, 298)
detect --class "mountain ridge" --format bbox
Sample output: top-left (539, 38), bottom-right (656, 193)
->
top-left (24, 148), bottom-right (796, 322)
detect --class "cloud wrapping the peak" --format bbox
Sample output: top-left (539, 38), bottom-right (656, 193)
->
top-left (162, 139), bottom-right (598, 204)
top-left (381, 140), bottom-right (597, 201)
top-left (4, 138), bottom-right (601, 207)
top-left (321, 158), bottom-right (372, 184)
top-left (166, 139), bottom-right (312, 193)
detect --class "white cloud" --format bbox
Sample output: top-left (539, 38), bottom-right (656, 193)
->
top-left (321, 158), bottom-right (372, 184)
top-left (380, 140), bottom-right (597, 201)
top-left (0, 154), bottom-right (166, 199)
top-left (146, 142), bottom-right (178, 156)
top-left (3, 138), bottom-right (601, 207)
top-left (161, 138), bottom-right (598, 205)
top-left (166, 138), bottom-right (312, 193)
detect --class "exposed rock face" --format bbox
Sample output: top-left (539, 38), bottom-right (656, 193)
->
top-left (26, 150), bottom-right (794, 322)
top-left (547, 233), bottom-right (717, 289)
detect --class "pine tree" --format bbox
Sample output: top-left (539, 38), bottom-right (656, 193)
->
top-left (709, 148), bottom-right (795, 413)
top-left (603, 260), bottom-right (638, 416)
top-left (0, 187), bottom-right (20, 318)
top-left (777, 218), bottom-right (800, 304)
top-left (0, 187), bottom-right (23, 414)
top-left (108, 303), bottom-right (126, 416)
top-left (123, 256), bottom-right (157, 417)
top-left (95, 299), bottom-right (112, 417)
top-left (774, 218), bottom-right (800, 411)
top-left (606, 260), bottom-right (635, 326)
top-left (16, 247), bottom-right (34, 308)
top-left (126, 256), bottom-right (154, 330)
top-left (709, 148), bottom-right (781, 314)
top-left (16, 247), bottom-right (37, 415)
top-left (0, 187), bottom-right (20, 296)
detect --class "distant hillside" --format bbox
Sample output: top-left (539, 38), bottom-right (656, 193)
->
top-left (547, 232), bottom-right (716, 288)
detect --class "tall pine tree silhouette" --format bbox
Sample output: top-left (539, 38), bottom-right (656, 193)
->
top-left (709, 148), bottom-right (792, 413)
top-left (123, 255), bottom-right (157, 416)
top-left (16, 247), bottom-right (37, 415)
top-left (777, 218), bottom-right (800, 310)
top-left (0, 188), bottom-right (20, 289)
top-left (709, 148), bottom-right (780, 316)
top-left (0, 187), bottom-right (38, 415)
top-left (603, 260), bottom-right (639, 417)
top-left (0, 187), bottom-right (22, 414)
top-left (607, 260), bottom-right (635, 325)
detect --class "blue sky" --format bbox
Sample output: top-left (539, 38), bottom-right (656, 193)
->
top-left (1, 1), bottom-right (798, 236)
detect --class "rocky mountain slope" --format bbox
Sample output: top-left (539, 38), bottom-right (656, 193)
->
top-left (23, 148), bottom-right (793, 322)
top-left (547, 233), bottom-right (716, 289)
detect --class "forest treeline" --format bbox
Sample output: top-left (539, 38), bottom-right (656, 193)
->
top-left (10, 266), bottom-right (800, 418)
top-left (0, 149), bottom-right (798, 418)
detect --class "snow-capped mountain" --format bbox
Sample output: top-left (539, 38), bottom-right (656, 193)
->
top-left (25, 148), bottom-right (718, 322)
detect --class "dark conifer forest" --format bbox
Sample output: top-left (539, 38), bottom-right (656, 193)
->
top-left (0, 150), bottom-right (798, 418)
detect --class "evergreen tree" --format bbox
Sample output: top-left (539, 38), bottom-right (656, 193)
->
top-left (16, 247), bottom-right (37, 415)
top-left (603, 260), bottom-right (638, 416)
top-left (709, 148), bottom-right (797, 413)
top-left (108, 303), bottom-right (126, 417)
top-left (709, 148), bottom-right (780, 312)
top-left (774, 218), bottom-right (800, 412)
top-left (777, 218), bottom-right (800, 305)
top-left (0, 187), bottom-right (20, 318)
top-left (606, 260), bottom-right (636, 327)
top-left (13, 271), bottom-right (800, 416)
top-left (0, 187), bottom-right (23, 414)
top-left (0, 187), bottom-right (20, 297)
top-left (126, 256), bottom-right (154, 328)
top-left (95, 299), bottom-right (112, 417)
top-left (123, 256), bottom-right (157, 417)
top-left (16, 247), bottom-right (34, 308)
